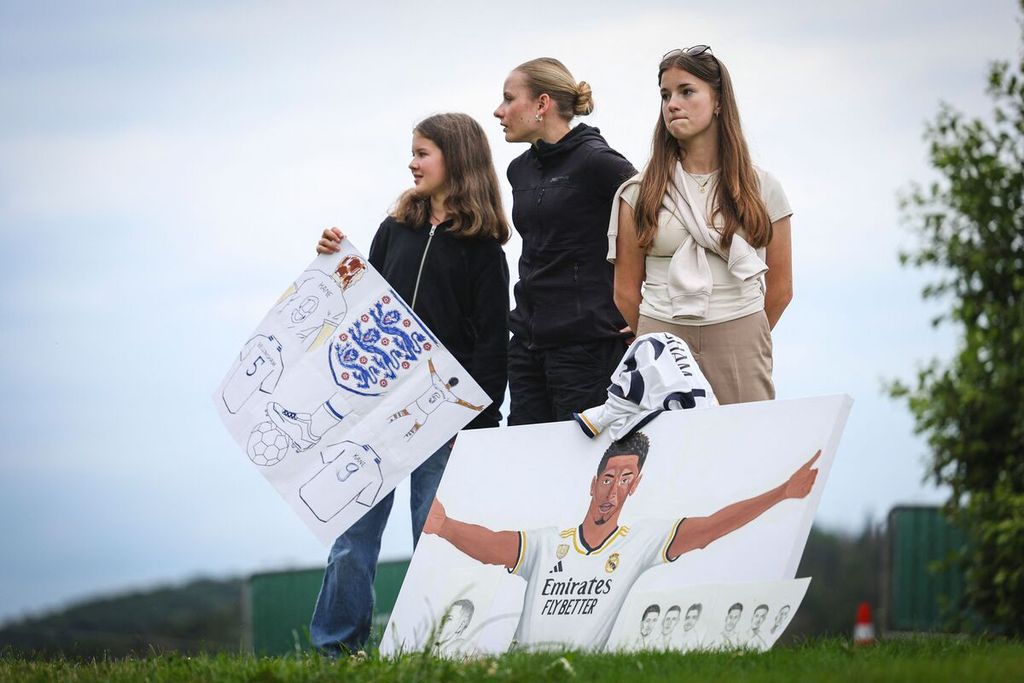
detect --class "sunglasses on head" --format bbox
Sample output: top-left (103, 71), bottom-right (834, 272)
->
top-left (662, 45), bottom-right (713, 59)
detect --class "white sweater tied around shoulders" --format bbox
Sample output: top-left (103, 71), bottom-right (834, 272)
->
top-left (609, 163), bottom-right (767, 319)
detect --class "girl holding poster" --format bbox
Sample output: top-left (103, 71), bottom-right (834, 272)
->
top-left (609, 46), bottom-right (794, 404)
top-left (310, 112), bottom-right (510, 654)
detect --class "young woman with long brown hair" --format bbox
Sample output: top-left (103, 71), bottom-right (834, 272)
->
top-left (610, 46), bottom-right (793, 404)
top-left (309, 112), bottom-right (510, 654)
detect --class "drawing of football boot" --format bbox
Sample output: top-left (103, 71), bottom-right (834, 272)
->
top-left (267, 402), bottom-right (320, 451)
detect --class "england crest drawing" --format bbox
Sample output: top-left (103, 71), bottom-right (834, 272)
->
top-left (328, 289), bottom-right (437, 396)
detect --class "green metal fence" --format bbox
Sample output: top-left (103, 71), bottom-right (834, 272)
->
top-left (243, 559), bottom-right (410, 655)
top-left (884, 505), bottom-right (966, 632)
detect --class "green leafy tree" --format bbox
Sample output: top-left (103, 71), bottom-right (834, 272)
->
top-left (890, 2), bottom-right (1024, 634)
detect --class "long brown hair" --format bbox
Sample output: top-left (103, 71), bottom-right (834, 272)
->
top-left (391, 113), bottom-right (510, 243)
top-left (633, 51), bottom-right (772, 250)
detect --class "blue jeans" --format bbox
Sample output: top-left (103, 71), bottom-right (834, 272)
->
top-left (309, 440), bottom-right (453, 653)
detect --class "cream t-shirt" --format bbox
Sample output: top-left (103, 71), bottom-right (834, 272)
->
top-left (614, 167), bottom-right (791, 326)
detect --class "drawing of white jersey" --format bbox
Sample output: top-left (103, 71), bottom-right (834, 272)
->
top-left (414, 374), bottom-right (455, 415)
top-left (508, 519), bottom-right (683, 651)
top-left (299, 441), bottom-right (383, 522)
top-left (221, 335), bottom-right (284, 414)
top-left (275, 270), bottom-right (348, 344)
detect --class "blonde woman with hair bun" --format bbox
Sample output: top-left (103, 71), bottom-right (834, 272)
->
top-left (494, 57), bottom-right (637, 427)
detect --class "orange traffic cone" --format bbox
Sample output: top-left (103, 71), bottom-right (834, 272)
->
top-left (853, 601), bottom-right (876, 646)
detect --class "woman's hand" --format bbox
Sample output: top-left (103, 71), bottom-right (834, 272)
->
top-left (316, 227), bottom-right (345, 254)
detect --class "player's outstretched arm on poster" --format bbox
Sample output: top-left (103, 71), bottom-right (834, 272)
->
top-left (428, 358), bottom-right (443, 384)
top-left (667, 450), bottom-right (820, 560)
top-left (317, 227), bottom-right (345, 255)
top-left (422, 498), bottom-right (520, 569)
top-left (453, 398), bottom-right (485, 411)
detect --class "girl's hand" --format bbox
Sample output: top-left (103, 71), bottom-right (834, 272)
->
top-left (316, 227), bottom-right (345, 254)
top-left (619, 325), bottom-right (636, 346)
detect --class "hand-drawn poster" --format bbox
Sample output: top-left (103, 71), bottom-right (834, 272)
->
top-left (213, 239), bottom-right (490, 543)
top-left (382, 395), bottom-right (851, 654)
top-left (604, 578), bottom-right (811, 652)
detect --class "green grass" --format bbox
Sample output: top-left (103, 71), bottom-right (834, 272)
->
top-left (2, 638), bottom-right (1022, 683)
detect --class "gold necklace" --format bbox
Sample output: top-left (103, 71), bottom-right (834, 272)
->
top-left (684, 169), bottom-right (716, 193)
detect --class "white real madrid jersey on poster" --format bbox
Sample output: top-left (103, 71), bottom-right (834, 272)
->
top-left (509, 520), bottom-right (683, 650)
top-left (414, 378), bottom-right (449, 415)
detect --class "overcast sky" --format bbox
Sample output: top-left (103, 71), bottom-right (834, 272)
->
top-left (1, 0), bottom-right (1019, 624)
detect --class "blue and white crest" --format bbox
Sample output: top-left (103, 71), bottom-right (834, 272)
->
top-left (328, 289), bottom-right (438, 396)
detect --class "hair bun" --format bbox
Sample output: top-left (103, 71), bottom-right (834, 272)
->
top-left (574, 80), bottom-right (595, 116)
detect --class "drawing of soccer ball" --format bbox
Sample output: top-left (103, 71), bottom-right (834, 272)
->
top-left (247, 421), bottom-right (291, 466)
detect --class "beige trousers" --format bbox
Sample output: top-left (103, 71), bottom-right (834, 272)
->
top-left (636, 311), bottom-right (774, 405)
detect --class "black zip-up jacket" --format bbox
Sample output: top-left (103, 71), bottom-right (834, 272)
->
top-left (507, 124), bottom-right (637, 349)
top-left (368, 216), bottom-right (509, 429)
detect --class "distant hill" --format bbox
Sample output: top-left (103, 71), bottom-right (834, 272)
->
top-left (0, 524), bottom-right (883, 659)
top-left (0, 578), bottom-right (244, 659)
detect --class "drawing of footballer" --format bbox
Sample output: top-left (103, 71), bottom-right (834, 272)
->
top-left (431, 599), bottom-right (478, 658)
top-left (743, 603), bottom-right (770, 650)
top-left (273, 254), bottom-right (367, 351)
top-left (770, 604), bottom-right (791, 635)
top-left (632, 604), bottom-right (661, 649)
top-left (422, 432), bottom-right (821, 651)
top-left (387, 358), bottom-right (485, 440)
top-left (714, 602), bottom-right (744, 649)
top-left (678, 603), bottom-right (703, 651)
top-left (656, 604), bottom-right (682, 650)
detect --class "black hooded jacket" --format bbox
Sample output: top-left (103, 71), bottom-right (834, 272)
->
top-left (368, 216), bottom-right (509, 429)
top-left (506, 124), bottom-right (637, 349)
